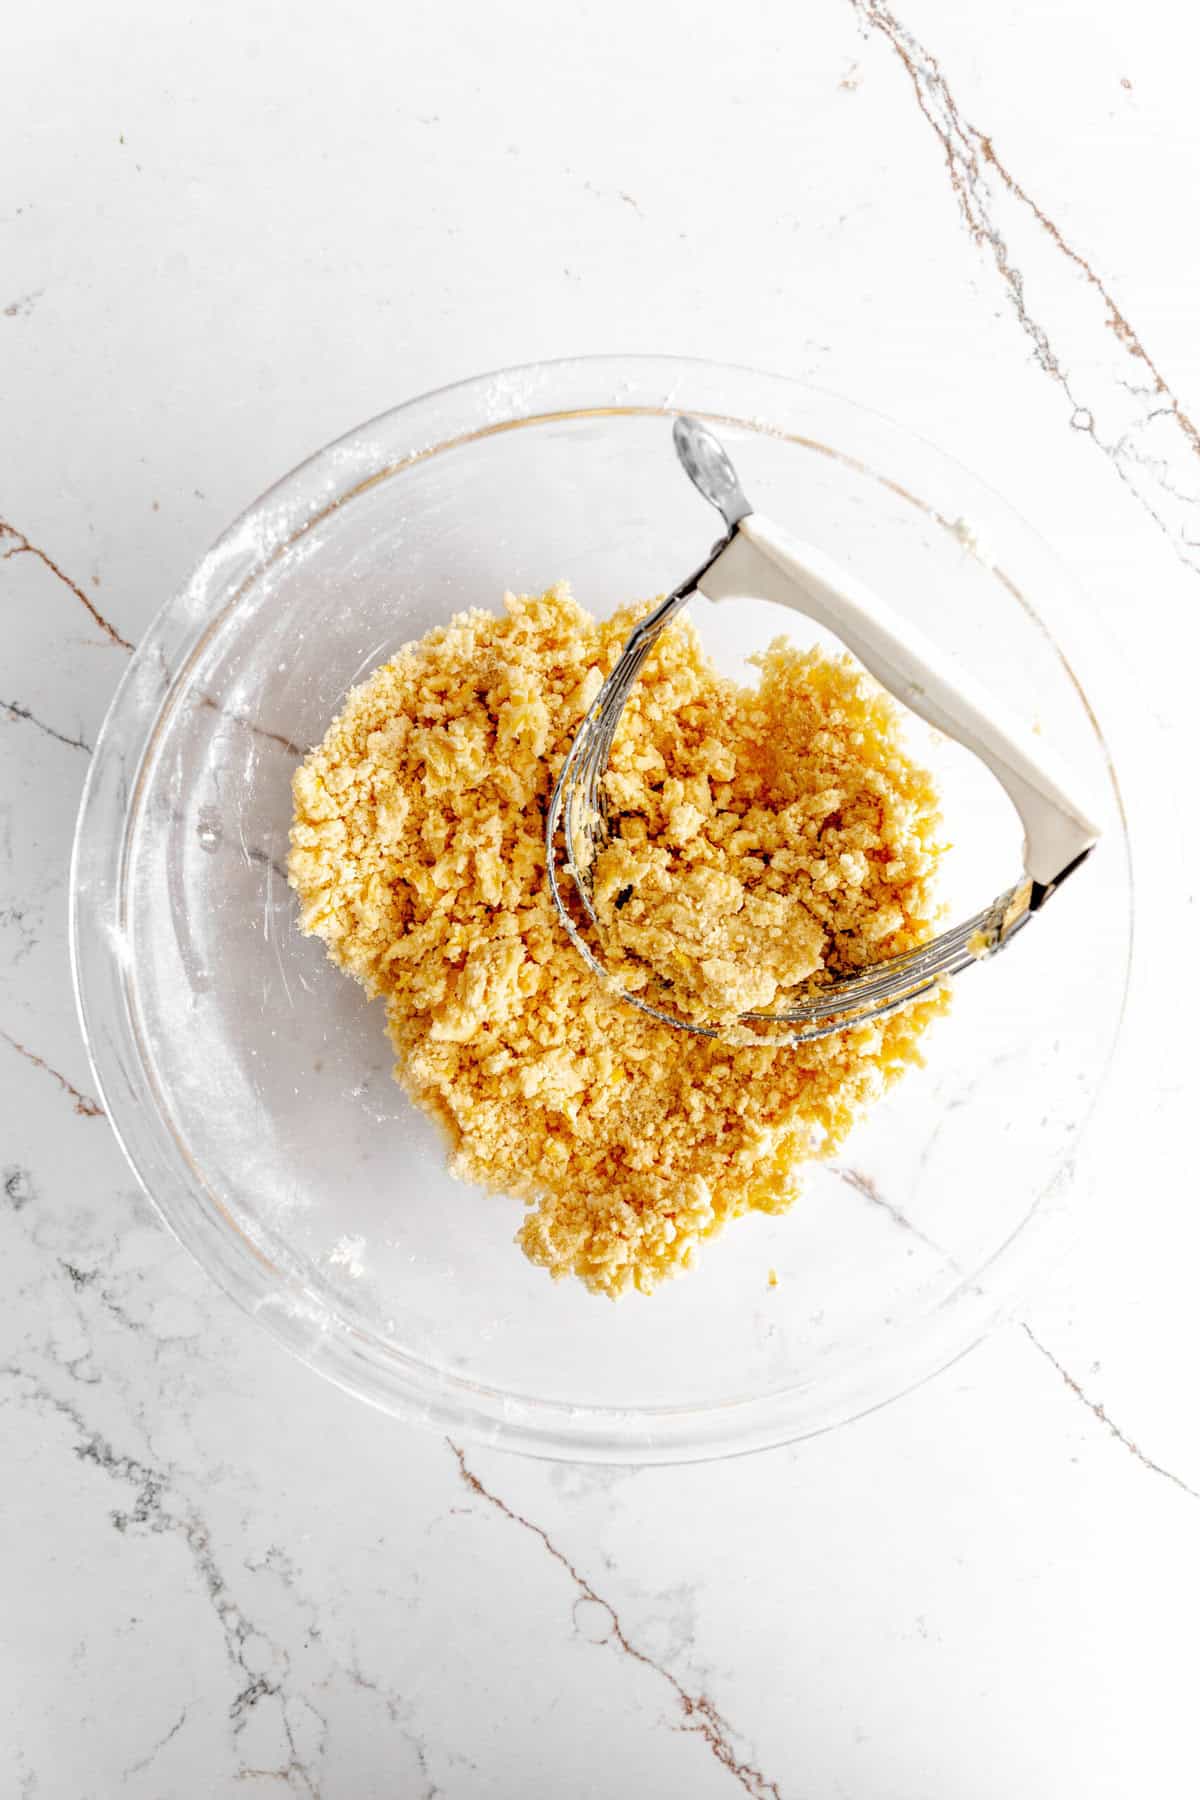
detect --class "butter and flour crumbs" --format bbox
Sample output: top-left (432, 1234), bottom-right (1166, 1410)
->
top-left (288, 585), bottom-right (947, 1297)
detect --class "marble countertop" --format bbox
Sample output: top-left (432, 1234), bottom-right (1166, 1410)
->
top-left (4, 2), bottom-right (1199, 1794)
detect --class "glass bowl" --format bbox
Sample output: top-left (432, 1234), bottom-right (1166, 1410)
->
top-left (70, 357), bottom-right (1132, 1462)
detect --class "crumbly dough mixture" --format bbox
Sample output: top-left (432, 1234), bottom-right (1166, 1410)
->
top-left (590, 637), bottom-right (941, 1022)
top-left (289, 585), bottom-right (946, 1297)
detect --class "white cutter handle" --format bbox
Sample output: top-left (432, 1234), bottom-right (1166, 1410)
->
top-left (698, 514), bottom-right (1100, 887)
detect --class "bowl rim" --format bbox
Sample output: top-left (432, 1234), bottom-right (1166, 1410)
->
top-left (69, 353), bottom-right (1134, 1462)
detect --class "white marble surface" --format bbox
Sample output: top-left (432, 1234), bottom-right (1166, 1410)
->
top-left (3, 1), bottom-right (1200, 1793)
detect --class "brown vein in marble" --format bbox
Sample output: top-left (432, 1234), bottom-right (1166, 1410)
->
top-left (832, 1164), bottom-right (949, 1261)
top-left (3, 290), bottom-right (43, 319)
top-left (0, 521), bottom-right (133, 649)
top-left (3, 697), bottom-right (92, 755)
top-left (850, 0), bottom-right (1200, 568)
top-left (979, 154), bottom-right (1200, 457)
top-left (0, 1028), bottom-right (104, 1117)
top-left (1, 520), bottom-right (301, 759)
top-left (1021, 1324), bottom-right (1199, 1502)
top-left (450, 1443), bottom-right (783, 1800)
top-left (245, 842), bottom-right (290, 886)
top-left (199, 692), bottom-right (305, 759)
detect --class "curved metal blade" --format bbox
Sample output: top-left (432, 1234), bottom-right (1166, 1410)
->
top-left (673, 416), bottom-right (752, 530)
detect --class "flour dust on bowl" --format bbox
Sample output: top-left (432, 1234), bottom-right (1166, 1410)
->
top-left (70, 358), bottom-right (1132, 1462)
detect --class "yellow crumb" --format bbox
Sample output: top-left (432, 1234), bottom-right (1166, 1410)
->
top-left (768, 1268), bottom-right (779, 1289)
top-left (289, 585), bottom-right (948, 1298)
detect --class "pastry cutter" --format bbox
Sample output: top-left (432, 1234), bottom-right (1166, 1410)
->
top-left (546, 417), bottom-right (1099, 1043)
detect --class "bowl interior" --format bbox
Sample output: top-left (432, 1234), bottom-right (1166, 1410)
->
top-left (74, 365), bottom-right (1131, 1458)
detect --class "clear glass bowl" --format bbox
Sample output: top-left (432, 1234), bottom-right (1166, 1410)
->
top-left (70, 357), bottom-right (1132, 1462)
